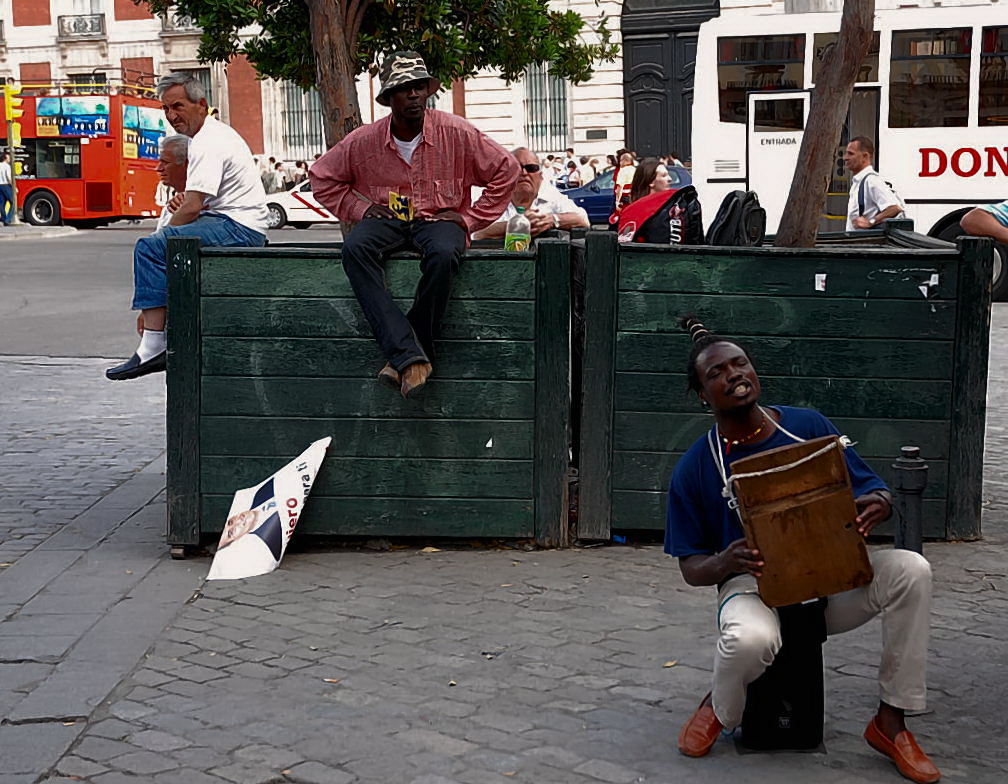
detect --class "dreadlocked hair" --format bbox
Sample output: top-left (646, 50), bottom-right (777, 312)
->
top-left (679, 314), bottom-right (752, 393)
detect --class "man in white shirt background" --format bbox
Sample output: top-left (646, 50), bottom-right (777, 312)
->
top-left (474, 147), bottom-right (589, 240)
top-left (0, 151), bottom-right (14, 226)
top-left (845, 136), bottom-right (904, 231)
top-left (154, 134), bottom-right (189, 231)
top-left (106, 73), bottom-right (269, 381)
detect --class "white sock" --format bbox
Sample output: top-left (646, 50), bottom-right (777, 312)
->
top-left (136, 329), bottom-right (166, 361)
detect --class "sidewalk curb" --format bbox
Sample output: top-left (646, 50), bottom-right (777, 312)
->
top-left (0, 226), bottom-right (78, 241)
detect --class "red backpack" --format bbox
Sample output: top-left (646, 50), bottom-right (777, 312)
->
top-left (616, 186), bottom-right (704, 245)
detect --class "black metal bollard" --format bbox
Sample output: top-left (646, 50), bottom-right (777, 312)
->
top-left (892, 446), bottom-right (928, 554)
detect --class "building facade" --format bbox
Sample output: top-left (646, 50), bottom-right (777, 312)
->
top-left (0, 0), bottom-right (784, 164)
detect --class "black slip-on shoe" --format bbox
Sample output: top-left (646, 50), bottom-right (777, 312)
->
top-left (105, 351), bottom-right (167, 381)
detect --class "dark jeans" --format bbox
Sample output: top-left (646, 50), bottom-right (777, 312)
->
top-left (342, 217), bottom-right (465, 371)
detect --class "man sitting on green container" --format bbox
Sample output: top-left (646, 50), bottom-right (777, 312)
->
top-left (310, 52), bottom-right (519, 399)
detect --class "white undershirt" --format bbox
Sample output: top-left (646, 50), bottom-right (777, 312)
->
top-left (394, 133), bottom-right (423, 165)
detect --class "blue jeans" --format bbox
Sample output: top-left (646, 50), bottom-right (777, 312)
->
top-left (132, 213), bottom-right (266, 309)
top-left (0, 184), bottom-right (13, 225)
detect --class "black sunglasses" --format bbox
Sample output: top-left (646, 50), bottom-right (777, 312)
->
top-left (520, 163), bottom-right (541, 173)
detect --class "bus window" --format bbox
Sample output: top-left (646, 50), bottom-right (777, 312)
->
top-left (25, 139), bottom-right (82, 179)
top-left (889, 28), bottom-right (971, 128)
top-left (812, 32), bottom-right (880, 84)
top-left (717, 35), bottom-right (805, 124)
top-left (980, 26), bottom-right (1008, 126)
top-left (753, 99), bottom-right (805, 132)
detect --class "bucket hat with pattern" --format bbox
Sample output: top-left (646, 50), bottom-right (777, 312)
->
top-left (376, 51), bottom-right (442, 107)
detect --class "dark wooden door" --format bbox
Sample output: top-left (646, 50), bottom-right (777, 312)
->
top-left (624, 32), bottom-right (697, 161)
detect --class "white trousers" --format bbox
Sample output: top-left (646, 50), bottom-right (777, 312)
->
top-left (712, 549), bottom-right (932, 729)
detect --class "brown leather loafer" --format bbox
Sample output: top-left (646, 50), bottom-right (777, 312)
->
top-left (864, 716), bottom-right (941, 783)
top-left (678, 692), bottom-right (723, 757)
top-left (377, 363), bottom-right (400, 391)
top-left (400, 361), bottom-right (432, 399)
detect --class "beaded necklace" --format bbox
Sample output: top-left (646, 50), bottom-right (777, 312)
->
top-left (721, 412), bottom-right (767, 455)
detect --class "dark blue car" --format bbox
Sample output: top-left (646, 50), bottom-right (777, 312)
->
top-left (563, 165), bottom-right (693, 225)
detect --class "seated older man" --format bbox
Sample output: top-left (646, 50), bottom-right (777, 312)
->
top-left (106, 73), bottom-right (268, 381)
top-left (474, 147), bottom-right (589, 241)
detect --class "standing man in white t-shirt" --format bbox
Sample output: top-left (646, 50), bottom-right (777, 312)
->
top-left (845, 136), bottom-right (904, 231)
top-left (0, 151), bottom-right (14, 226)
top-left (107, 73), bottom-right (269, 381)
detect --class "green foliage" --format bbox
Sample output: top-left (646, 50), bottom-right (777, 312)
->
top-left (144, 0), bottom-right (617, 90)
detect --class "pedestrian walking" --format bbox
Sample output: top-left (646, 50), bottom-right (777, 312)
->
top-left (309, 51), bottom-right (519, 399)
top-left (845, 136), bottom-right (904, 230)
top-left (0, 151), bottom-right (14, 226)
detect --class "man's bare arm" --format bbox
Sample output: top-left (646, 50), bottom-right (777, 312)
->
top-left (168, 190), bottom-right (210, 226)
top-left (474, 221), bottom-right (507, 240)
top-left (678, 539), bottom-right (763, 587)
top-left (961, 208), bottom-right (1008, 244)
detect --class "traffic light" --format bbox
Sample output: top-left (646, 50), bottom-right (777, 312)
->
top-left (3, 84), bottom-right (24, 123)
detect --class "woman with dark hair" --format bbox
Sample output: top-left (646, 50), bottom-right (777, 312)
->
top-left (603, 154), bottom-right (618, 173)
top-left (566, 160), bottom-right (581, 187)
top-left (629, 157), bottom-right (672, 203)
top-left (669, 316), bottom-right (939, 784)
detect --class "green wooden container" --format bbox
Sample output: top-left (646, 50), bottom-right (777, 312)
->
top-left (579, 231), bottom-right (994, 542)
top-left (166, 239), bottom-right (571, 549)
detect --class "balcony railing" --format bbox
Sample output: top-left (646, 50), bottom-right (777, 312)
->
top-left (161, 12), bottom-right (201, 33)
top-left (57, 14), bottom-right (107, 42)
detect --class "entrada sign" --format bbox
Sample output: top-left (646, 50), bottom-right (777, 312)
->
top-left (919, 147), bottom-right (1008, 178)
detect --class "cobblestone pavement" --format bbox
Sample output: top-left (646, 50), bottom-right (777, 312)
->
top-left (2, 310), bottom-right (1008, 783)
top-left (0, 356), bottom-right (166, 569)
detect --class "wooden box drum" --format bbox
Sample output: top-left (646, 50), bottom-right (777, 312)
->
top-left (730, 435), bottom-right (874, 607)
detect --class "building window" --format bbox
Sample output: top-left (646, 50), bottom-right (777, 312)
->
top-left (171, 68), bottom-right (213, 106)
top-left (717, 35), bottom-right (804, 124)
top-left (980, 26), bottom-right (1008, 126)
top-left (812, 32), bottom-right (880, 84)
top-left (524, 63), bottom-right (569, 153)
top-left (889, 28), bottom-right (971, 128)
top-left (282, 83), bottom-right (325, 161)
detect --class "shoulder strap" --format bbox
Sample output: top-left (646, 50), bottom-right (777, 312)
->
top-left (857, 173), bottom-right (872, 216)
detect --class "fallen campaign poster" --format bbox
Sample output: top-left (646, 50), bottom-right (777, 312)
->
top-left (207, 437), bottom-right (331, 580)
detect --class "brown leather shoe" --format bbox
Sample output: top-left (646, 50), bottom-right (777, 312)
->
top-left (678, 692), bottom-right (723, 757)
top-left (400, 361), bottom-right (432, 399)
top-left (864, 716), bottom-right (941, 783)
top-left (377, 363), bottom-right (400, 391)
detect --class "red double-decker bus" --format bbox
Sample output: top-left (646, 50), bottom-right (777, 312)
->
top-left (1, 79), bottom-right (167, 226)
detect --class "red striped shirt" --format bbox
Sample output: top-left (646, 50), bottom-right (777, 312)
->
top-left (309, 110), bottom-right (519, 234)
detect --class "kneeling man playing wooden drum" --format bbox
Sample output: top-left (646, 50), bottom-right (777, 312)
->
top-left (667, 316), bottom-right (939, 784)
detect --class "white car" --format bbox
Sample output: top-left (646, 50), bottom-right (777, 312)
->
top-left (265, 180), bottom-right (339, 229)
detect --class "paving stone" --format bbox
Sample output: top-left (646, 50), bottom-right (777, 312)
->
top-left (112, 750), bottom-right (178, 775)
top-left (56, 755), bottom-right (110, 778)
top-left (283, 761), bottom-right (357, 784)
top-left (127, 729), bottom-right (190, 752)
top-left (0, 722), bottom-right (84, 774)
top-left (572, 759), bottom-right (642, 783)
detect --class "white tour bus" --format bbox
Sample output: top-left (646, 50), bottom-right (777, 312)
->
top-left (691, 3), bottom-right (1008, 294)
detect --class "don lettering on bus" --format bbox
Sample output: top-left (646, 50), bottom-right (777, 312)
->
top-left (919, 147), bottom-right (1008, 178)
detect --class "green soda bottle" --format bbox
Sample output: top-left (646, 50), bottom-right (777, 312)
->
top-left (505, 207), bottom-right (532, 251)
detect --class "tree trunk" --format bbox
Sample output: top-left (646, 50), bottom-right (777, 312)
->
top-left (305, 0), bottom-right (363, 148)
top-left (774, 0), bottom-right (875, 247)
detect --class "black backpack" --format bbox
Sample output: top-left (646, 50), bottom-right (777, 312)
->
top-left (706, 190), bottom-right (766, 247)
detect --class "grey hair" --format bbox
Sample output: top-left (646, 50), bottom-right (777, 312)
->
top-left (155, 72), bottom-right (206, 102)
top-left (511, 146), bottom-right (532, 157)
top-left (161, 134), bottom-right (190, 164)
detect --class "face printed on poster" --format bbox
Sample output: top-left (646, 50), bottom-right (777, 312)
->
top-left (207, 437), bottom-right (331, 580)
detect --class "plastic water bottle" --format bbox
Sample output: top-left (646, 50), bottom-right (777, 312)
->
top-left (505, 207), bottom-right (532, 251)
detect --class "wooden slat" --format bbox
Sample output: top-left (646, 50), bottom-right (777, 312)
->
top-left (201, 337), bottom-right (534, 379)
top-left (617, 292), bottom-right (955, 339)
top-left (533, 239), bottom-right (571, 546)
top-left (616, 373), bottom-right (952, 419)
top-left (201, 297), bottom-right (535, 341)
top-left (946, 237), bottom-right (994, 540)
top-left (166, 238), bottom-right (202, 546)
top-left (578, 231), bottom-right (620, 539)
top-left (200, 495), bottom-right (534, 538)
top-left (201, 417), bottom-right (533, 459)
top-left (611, 450), bottom-right (948, 498)
top-left (616, 333), bottom-right (953, 380)
top-left (201, 256), bottom-right (536, 299)
top-left (201, 456), bottom-right (533, 499)
top-left (613, 412), bottom-right (951, 459)
top-left (201, 378), bottom-right (535, 419)
top-left (618, 252), bottom-right (958, 299)
top-left (610, 489), bottom-right (947, 538)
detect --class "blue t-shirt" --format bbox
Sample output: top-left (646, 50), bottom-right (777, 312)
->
top-left (664, 405), bottom-right (888, 558)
